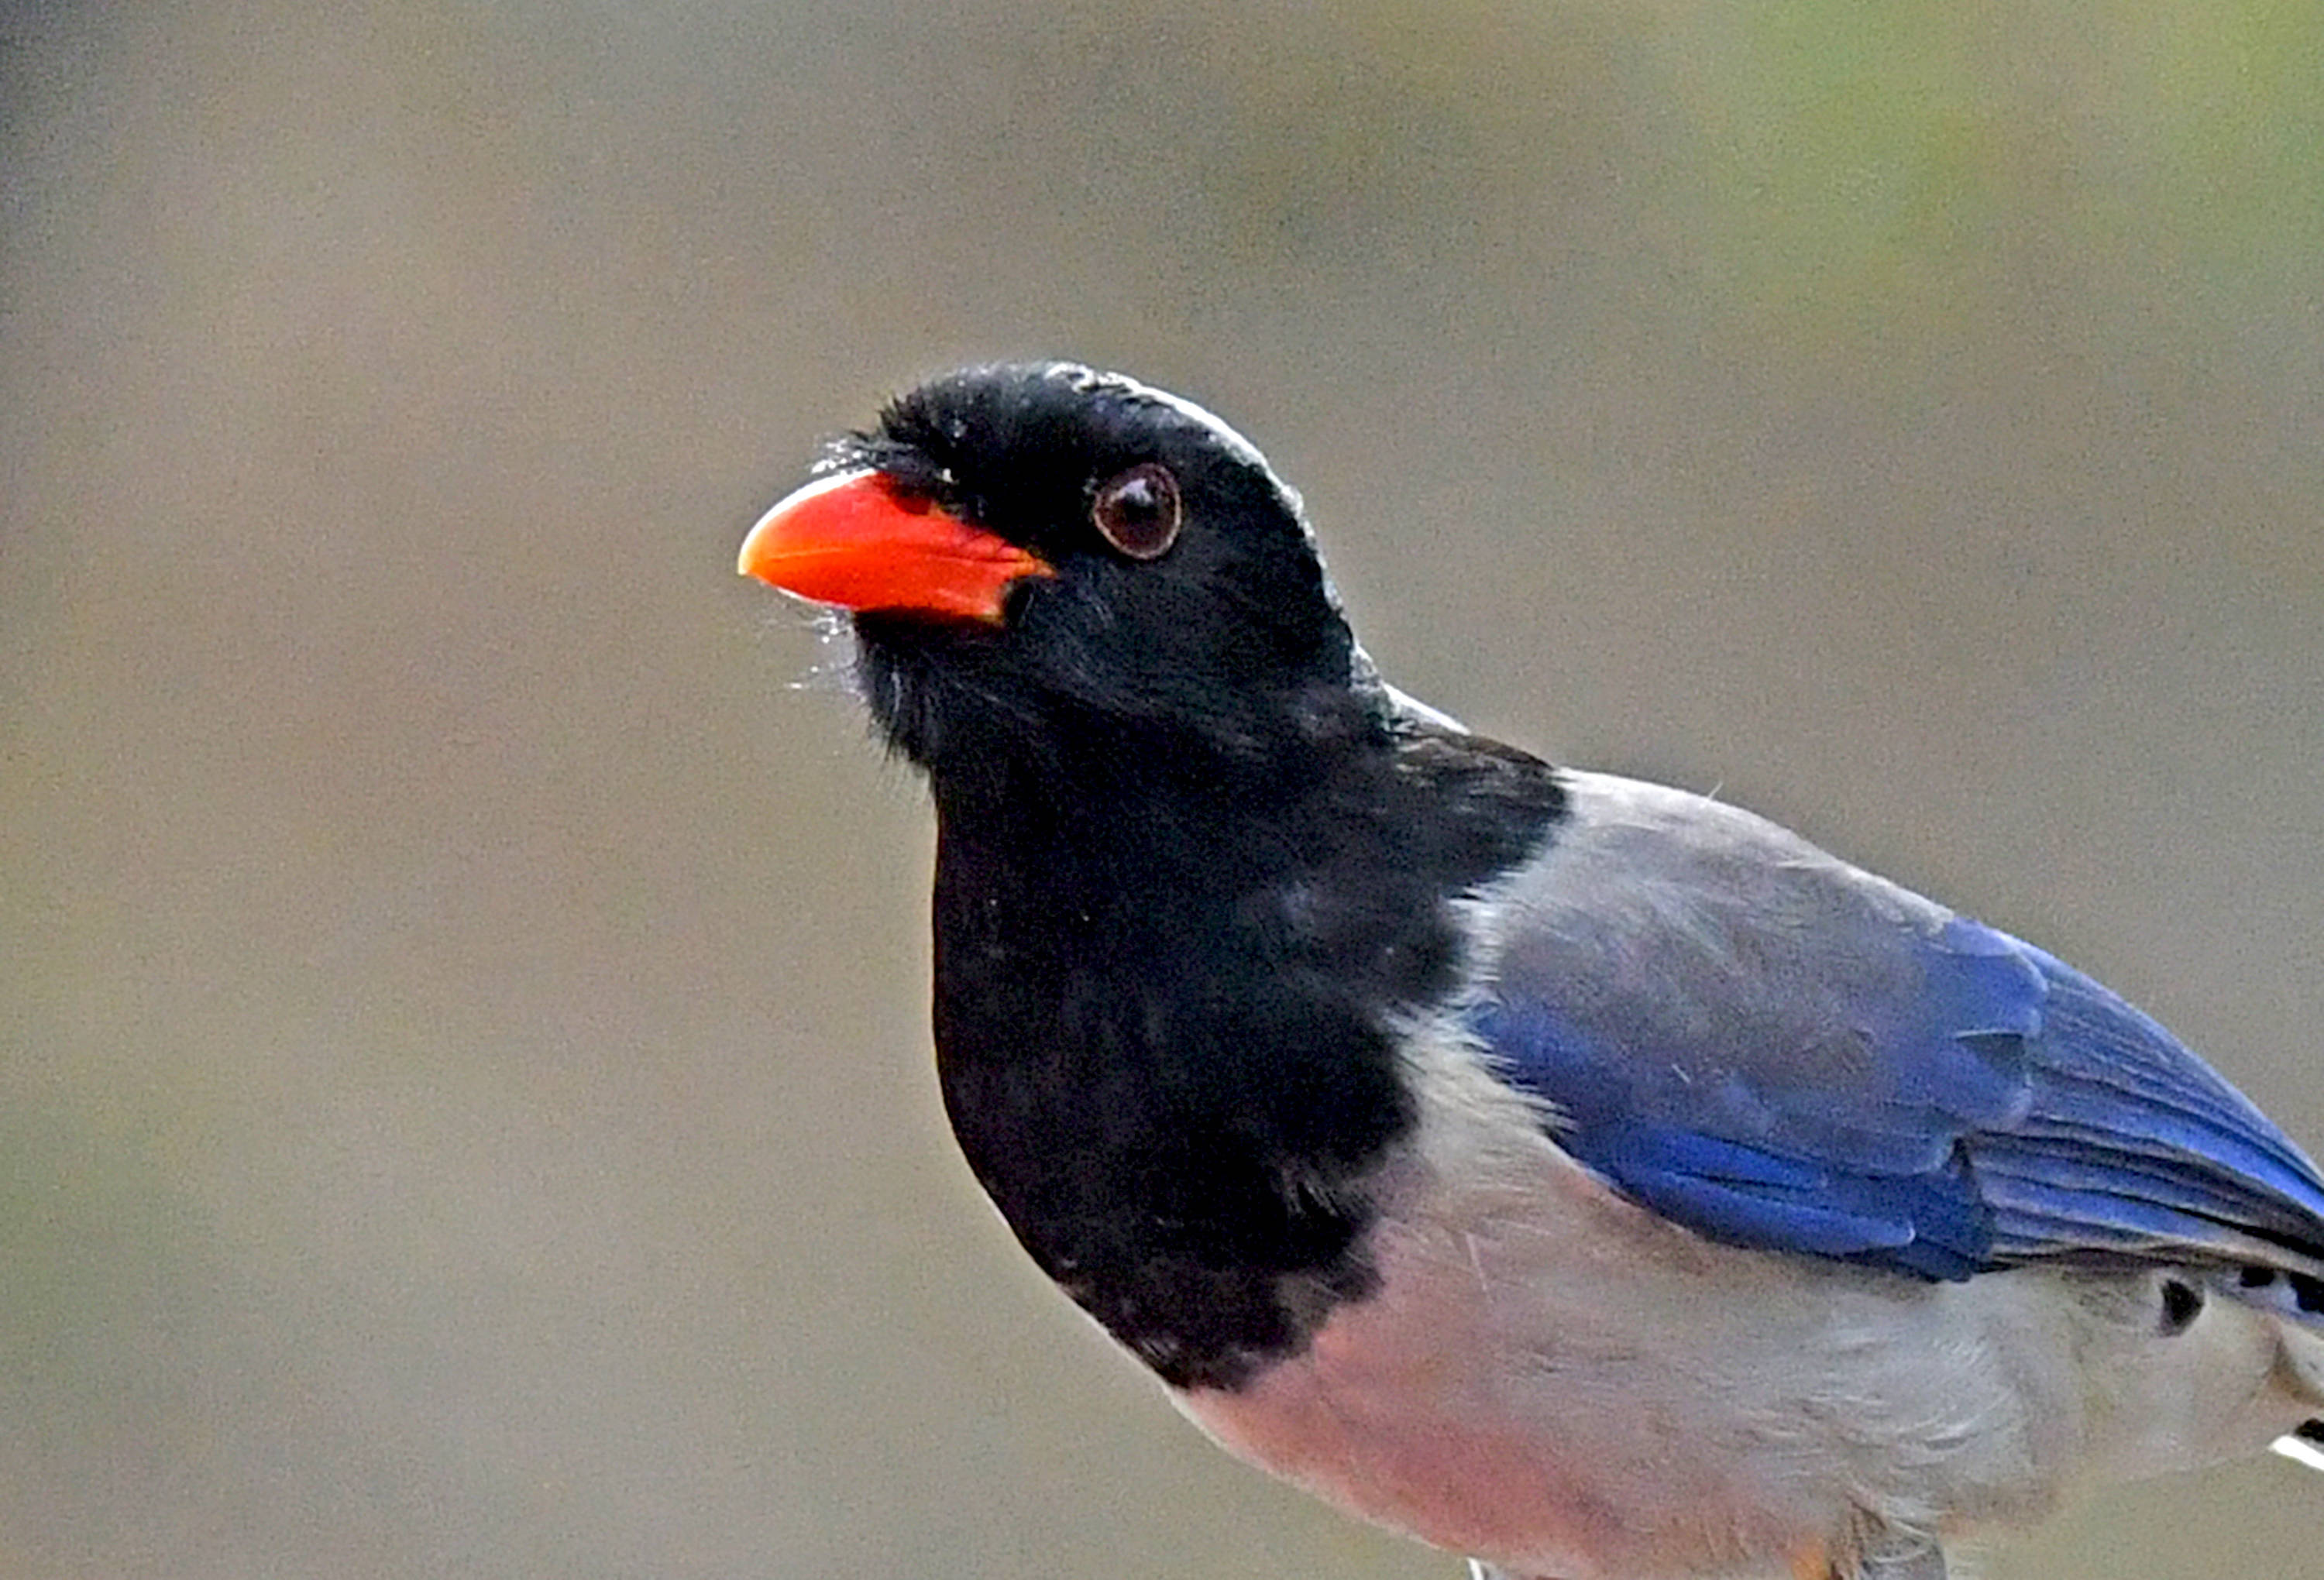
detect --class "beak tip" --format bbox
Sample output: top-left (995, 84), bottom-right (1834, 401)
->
top-left (735, 496), bottom-right (792, 582)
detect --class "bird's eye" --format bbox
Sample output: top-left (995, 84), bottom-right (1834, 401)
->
top-left (1091, 464), bottom-right (1181, 561)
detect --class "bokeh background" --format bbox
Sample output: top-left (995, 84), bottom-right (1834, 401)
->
top-left (6, 2), bottom-right (2322, 1576)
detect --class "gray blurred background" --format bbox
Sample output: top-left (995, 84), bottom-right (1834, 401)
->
top-left (5, 2), bottom-right (2322, 1576)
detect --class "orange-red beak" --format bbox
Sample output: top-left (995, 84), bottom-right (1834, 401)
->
top-left (736, 470), bottom-right (1052, 623)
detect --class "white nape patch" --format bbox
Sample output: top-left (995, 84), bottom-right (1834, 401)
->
top-left (2273, 1432), bottom-right (2324, 1475)
top-left (1134, 382), bottom-right (1277, 479)
top-left (1380, 678), bottom-right (1465, 733)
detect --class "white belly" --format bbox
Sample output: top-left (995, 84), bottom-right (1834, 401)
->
top-left (1170, 1060), bottom-right (2305, 1580)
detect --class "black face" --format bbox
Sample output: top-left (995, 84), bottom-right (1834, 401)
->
top-left (776, 363), bottom-right (1569, 1390)
top-left (826, 363), bottom-right (1360, 781)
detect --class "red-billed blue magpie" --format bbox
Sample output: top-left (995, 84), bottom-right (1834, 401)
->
top-left (737, 363), bottom-right (2324, 1580)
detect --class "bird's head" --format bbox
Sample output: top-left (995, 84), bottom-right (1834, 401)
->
top-left (739, 363), bottom-right (1366, 789)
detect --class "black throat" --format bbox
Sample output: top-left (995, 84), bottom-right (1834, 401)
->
top-left (919, 684), bottom-right (1564, 1389)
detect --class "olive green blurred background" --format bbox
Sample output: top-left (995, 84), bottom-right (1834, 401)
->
top-left (5, 2), bottom-right (2322, 1576)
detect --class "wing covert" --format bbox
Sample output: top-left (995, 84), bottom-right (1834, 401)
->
top-left (1475, 771), bottom-right (2324, 1284)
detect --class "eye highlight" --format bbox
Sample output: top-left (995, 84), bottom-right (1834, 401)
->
top-left (1091, 463), bottom-right (1182, 560)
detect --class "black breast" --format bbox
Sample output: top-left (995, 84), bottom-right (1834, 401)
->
top-left (928, 713), bottom-right (1565, 1390)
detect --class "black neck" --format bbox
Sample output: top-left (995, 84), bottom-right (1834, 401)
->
top-left (923, 699), bottom-right (1565, 1389)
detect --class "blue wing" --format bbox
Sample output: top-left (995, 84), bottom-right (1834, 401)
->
top-left (1476, 771), bottom-right (2324, 1283)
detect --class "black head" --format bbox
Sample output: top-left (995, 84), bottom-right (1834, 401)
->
top-left (746, 363), bottom-right (1366, 790)
top-left (738, 366), bottom-right (1571, 1389)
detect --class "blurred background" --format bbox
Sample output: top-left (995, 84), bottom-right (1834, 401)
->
top-left (5, 1), bottom-right (2322, 1575)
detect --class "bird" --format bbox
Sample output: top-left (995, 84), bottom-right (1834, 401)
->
top-left (735, 362), bottom-right (2324, 1580)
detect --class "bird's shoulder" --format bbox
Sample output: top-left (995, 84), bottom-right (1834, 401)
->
top-left (1480, 767), bottom-right (1999, 1056)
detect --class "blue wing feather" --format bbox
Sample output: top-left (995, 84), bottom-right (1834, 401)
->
top-left (1474, 777), bottom-right (2324, 1283)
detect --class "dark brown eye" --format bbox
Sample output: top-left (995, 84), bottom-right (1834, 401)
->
top-left (1091, 463), bottom-right (1181, 560)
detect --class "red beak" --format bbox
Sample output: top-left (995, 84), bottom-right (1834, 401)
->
top-left (736, 471), bottom-right (1053, 623)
